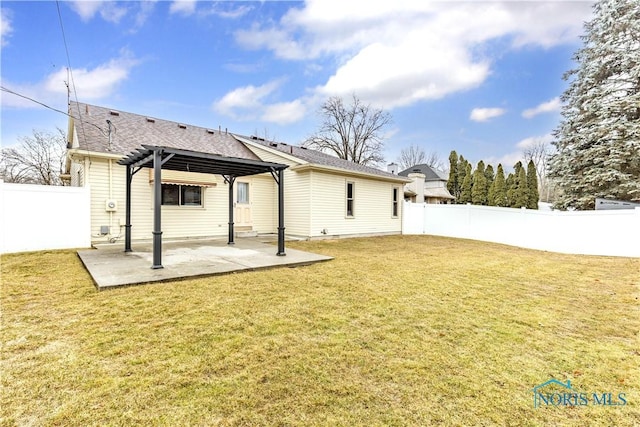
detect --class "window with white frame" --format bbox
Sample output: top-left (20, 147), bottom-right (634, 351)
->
top-left (346, 181), bottom-right (355, 217)
top-left (161, 184), bottom-right (202, 206)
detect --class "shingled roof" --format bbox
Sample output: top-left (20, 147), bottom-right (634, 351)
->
top-left (69, 102), bottom-right (408, 181)
top-left (398, 164), bottom-right (448, 181)
top-left (68, 102), bottom-right (259, 161)
top-left (236, 135), bottom-right (407, 181)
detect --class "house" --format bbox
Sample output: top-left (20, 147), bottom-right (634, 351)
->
top-left (65, 102), bottom-right (410, 244)
top-left (395, 163), bottom-right (454, 204)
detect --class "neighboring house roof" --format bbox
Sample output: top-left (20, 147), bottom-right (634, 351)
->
top-left (398, 164), bottom-right (448, 181)
top-left (424, 187), bottom-right (455, 199)
top-left (68, 102), bottom-right (260, 160)
top-left (235, 135), bottom-right (409, 182)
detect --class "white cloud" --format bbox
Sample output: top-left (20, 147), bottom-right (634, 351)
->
top-left (522, 97), bottom-right (561, 119)
top-left (261, 100), bottom-right (306, 125)
top-left (234, 0), bottom-right (593, 110)
top-left (2, 51), bottom-right (139, 109)
top-left (470, 107), bottom-right (506, 122)
top-left (68, 1), bottom-right (127, 23)
top-left (169, 0), bottom-right (196, 16)
top-left (213, 80), bottom-right (308, 125)
top-left (202, 4), bottom-right (253, 19)
top-left (516, 133), bottom-right (554, 149)
top-left (1, 8), bottom-right (12, 48)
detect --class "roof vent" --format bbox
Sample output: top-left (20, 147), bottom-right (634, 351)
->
top-left (206, 129), bottom-right (215, 134)
top-left (178, 124), bottom-right (187, 129)
top-left (109, 110), bottom-right (120, 116)
top-left (270, 142), bottom-right (278, 147)
top-left (146, 117), bottom-right (155, 123)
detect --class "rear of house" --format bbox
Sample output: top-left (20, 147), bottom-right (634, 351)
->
top-left (66, 102), bottom-right (409, 244)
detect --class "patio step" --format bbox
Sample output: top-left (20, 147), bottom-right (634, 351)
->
top-left (235, 229), bottom-right (258, 238)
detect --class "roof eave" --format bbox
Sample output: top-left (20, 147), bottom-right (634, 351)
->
top-left (291, 163), bottom-right (411, 183)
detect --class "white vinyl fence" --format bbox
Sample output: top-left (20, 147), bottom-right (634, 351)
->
top-left (402, 201), bottom-right (640, 257)
top-left (1, 181), bottom-right (91, 254)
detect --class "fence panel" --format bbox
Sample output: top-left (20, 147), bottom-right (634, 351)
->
top-left (1, 182), bottom-right (91, 254)
top-left (402, 201), bottom-right (640, 257)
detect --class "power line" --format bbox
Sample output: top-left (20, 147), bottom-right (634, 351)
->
top-left (55, 0), bottom-right (89, 145)
top-left (0, 86), bottom-right (71, 117)
top-left (0, 86), bottom-right (107, 136)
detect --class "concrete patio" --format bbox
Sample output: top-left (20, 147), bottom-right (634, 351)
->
top-left (78, 237), bottom-right (333, 290)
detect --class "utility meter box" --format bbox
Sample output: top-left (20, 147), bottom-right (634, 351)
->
top-left (105, 199), bottom-right (118, 212)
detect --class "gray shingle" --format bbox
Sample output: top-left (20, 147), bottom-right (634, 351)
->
top-left (69, 102), bottom-right (260, 160)
top-left (398, 164), bottom-right (447, 181)
top-left (236, 135), bottom-right (406, 180)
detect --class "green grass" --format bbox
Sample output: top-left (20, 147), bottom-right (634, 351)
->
top-left (1, 235), bottom-right (639, 426)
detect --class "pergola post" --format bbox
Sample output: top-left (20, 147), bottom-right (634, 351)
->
top-left (124, 164), bottom-right (133, 252)
top-left (151, 149), bottom-right (163, 269)
top-left (227, 176), bottom-right (236, 245)
top-left (276, 168), bottom-right (286, 256)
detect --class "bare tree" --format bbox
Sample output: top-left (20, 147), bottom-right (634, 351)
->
top-left (1, 128), bottom-right (67, 185)
top-left (523, 140), bottom-right (555, 202)
top-left (304, 95), bottom-right (392, 166)
top-left (398, 144), bottom-right (444, 170)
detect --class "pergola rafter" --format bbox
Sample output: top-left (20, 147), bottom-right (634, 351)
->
top-left (118, 145), bottom-right (289, 269)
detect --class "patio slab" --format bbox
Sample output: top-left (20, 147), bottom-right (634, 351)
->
top-left (78, 237), bottom-right (332, 290)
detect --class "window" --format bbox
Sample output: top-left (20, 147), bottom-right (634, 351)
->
top-left (161, 184), bottom-right (202, 206)
top-left (346, 181), bottom-right (355, 217)
top-left (237, 182), bottom-right (249, 204)
top-left (392, 187), bottom-right (399, 217)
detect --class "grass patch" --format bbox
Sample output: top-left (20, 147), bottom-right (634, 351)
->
top-left (1, 235), bottom-right (639, 426)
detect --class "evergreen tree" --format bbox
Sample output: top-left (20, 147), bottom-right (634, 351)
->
top-left (491, 164), bottom-right (507, 206)
top-left (506, 173), bottom-right (515, 207)
top-left (516, 166), bottom-right (529, 208)
top-left (484, 164), bottom-right (495, 187)
top-left (459, 163), bottom-right (473, 204)
top-left (549, 0), bottom-right (640, 210)
top-left (447, 150), bottom-right (459, 200)
top-left (472, 160), bottom-right (488, 205)
top-left (455, 155), bottom-right (469, 203)
top-left (526, 160), bottom-right (540, 209)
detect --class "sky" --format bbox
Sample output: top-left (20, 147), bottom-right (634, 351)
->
top-left (0, 0), bottom-right (595, 171)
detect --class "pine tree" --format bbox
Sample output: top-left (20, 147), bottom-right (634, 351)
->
top-left (491, 164), bottom-right (507, 206)
top-left (455, 155), bottom-right (469, 203)
top-left (459, 163), bottom-right (473, 204)
top-left (484, 164), bottom-right (495, 187)
top-left (516, 166), bottom-right (529, 208)
top-left (526, 160), bottom-right (540, 209)
top-left (506, 173), bottom-right (515, 207)
top-left (472, 160), bottom-right (488, 205)
top-left (549, 0), bottom-right (640, 210)
top-left (447, 150), bottom-right (459, 200)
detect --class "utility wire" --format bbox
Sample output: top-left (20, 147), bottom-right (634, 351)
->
top-left (55, 0), bottom-right (89, 145)
top-left (0, 86), bottom-right (107, 136)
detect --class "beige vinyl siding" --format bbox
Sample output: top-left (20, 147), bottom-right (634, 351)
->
top-left (250, 174), bottom-right (277, 233)
top-left (86, 158), bottom-right (232, 243)
top-left (283, 169), bottom-right (311, 237)
top-left (242, 143), bottom-right (302, 167)
top-left (70, 161), bottom-right (83, 187)
top-left (242, 142), bottom-right (311, 236)
top-left (308, 170), bottom-right (401, 237)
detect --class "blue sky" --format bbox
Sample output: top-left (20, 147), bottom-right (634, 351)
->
top-left (1, 0), bottom-right (594, 170)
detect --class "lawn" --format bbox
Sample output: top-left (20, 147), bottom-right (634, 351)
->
top-left (1, 235), bottom-right (639, 426)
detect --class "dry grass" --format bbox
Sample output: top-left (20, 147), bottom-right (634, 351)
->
top-left (1, 235), bottom-right (639, 426)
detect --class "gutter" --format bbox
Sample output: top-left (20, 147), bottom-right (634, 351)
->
top-left (291, 163), bottom-right (412, 183)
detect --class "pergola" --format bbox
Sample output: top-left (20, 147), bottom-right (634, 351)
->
top-left (118, 145), bottom-right (289, 269)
